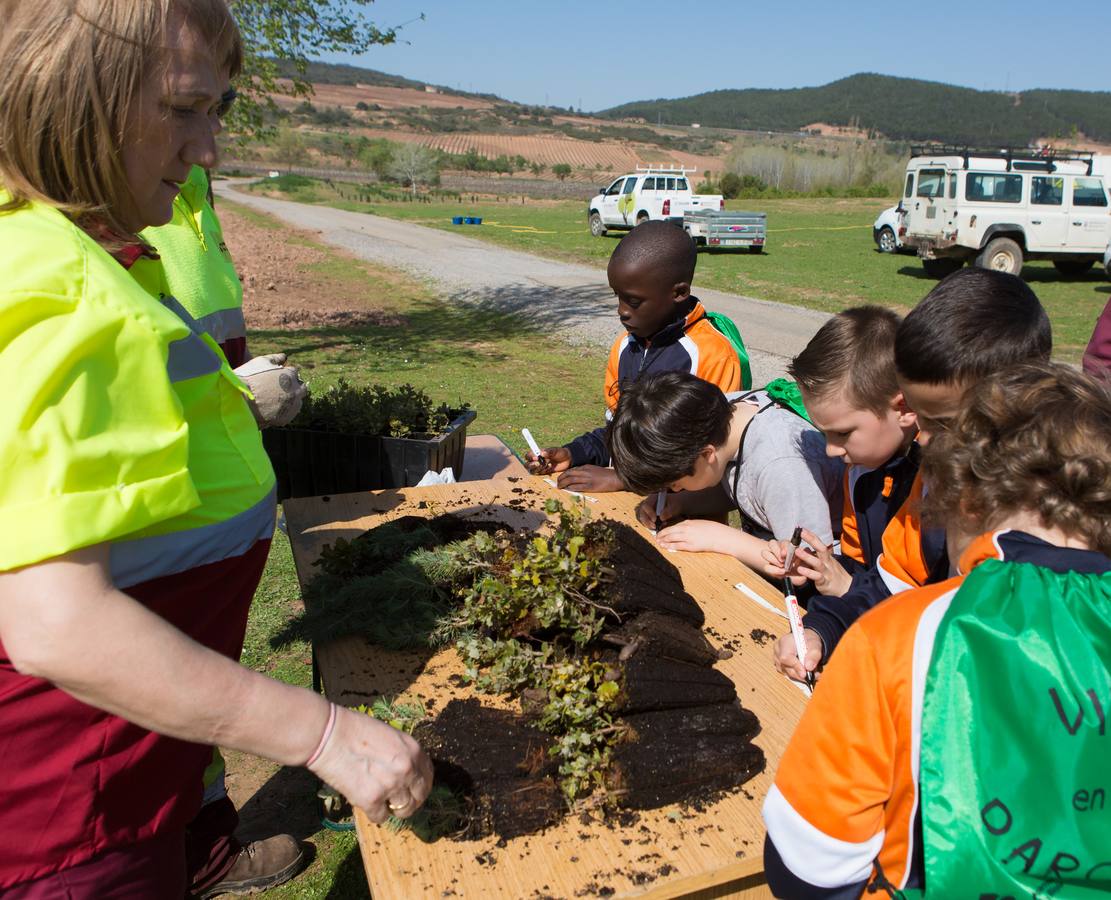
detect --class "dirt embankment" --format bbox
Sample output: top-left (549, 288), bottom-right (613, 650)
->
top-left (219, 204), bottom-right (404, 332)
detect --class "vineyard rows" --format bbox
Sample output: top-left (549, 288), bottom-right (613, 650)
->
top-left (356, 128), bottom-right (723, 177)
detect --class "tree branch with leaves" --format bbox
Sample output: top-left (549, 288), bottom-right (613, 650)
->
top-left (226, 1), bottom-right (422, 139)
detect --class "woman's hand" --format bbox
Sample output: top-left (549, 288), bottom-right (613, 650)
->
top-left (307, 708), bottom-right (434, 823)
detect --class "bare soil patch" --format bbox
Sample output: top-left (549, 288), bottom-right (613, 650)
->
top-left (219, 204), bottom-right (407, 331)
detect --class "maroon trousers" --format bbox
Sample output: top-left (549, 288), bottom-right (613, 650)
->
top-left (185, 796), bottom-right (242, 896)
top-left (2, 831), bottom-right (186, 899)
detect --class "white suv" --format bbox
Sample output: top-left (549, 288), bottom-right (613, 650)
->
top-left (901, 146), bottom-right (1110, 278)
top-left (873, 204), bottom-right (905, 253)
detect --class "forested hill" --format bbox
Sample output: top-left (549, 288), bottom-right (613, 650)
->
top-left (273, 59), bottom-right (503, 102)
top-left (598, 74), bottom-right (1111, 146)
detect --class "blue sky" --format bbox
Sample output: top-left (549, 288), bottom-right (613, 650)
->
top-left (321, 1), bottom-right (1111, 111)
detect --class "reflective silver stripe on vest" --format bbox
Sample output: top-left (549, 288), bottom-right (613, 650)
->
top-left (167, 331), bottom-right (222, 382)
top-left (110, 486), bottom-right (276, 588)
top-left (160, 294), bottom-right (223, 382)
top-left (160, 294), bottom-right (203, 331)
top-left (194, 307), bottom-right (246, 345)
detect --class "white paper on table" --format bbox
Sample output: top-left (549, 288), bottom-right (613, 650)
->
top-left (415, 467), bottom-right (457, 486)
top-left (733, 581), bottom-right (789, 620)
top-left (542, 478), bottom-right (598, 502)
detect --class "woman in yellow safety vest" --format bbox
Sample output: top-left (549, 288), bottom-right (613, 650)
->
top-left (0, 2), bottom-right (432, 895)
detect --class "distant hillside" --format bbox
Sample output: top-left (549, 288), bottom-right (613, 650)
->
top-left (598, 74), bottom-right (1111, 146)
top-left (273, 59), bottom-right (504, 103)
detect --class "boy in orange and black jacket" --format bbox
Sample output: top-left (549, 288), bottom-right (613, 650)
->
top-left (774, 269), bottom-right (1053, 682)
top-left (527, 220), bottom-right (742, 493)
top-left (763, 307), bottom-right (919, 599)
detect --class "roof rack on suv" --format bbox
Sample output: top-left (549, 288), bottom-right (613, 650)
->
top-left (635, 164), bottom-right (696, 176)
top-left (909, 144), bottom-right (1095, 175)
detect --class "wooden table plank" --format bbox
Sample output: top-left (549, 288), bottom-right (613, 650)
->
top-left (460, 434), bottom-right (529, 481)
top-left (283, 477), bottom-right (805, 899)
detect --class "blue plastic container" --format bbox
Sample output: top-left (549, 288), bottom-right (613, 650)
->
top-left (451, 216), bottom-right (464, 225)
top-left (472, 217), bottom-right (483, 225)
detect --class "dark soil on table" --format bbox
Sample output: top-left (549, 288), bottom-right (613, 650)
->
top-left (407, 516), bottom-right (766, 842)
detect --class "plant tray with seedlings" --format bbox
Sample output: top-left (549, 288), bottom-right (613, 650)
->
top-left (262, 379), bottom-right (475, 499)
top-left (281, 498), bottom-right (765, 843)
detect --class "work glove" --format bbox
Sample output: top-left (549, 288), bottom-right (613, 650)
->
top-left (233, 353), bottom-right (307, 428)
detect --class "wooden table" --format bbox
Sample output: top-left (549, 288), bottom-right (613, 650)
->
top-left (459, 434), bottom-right (529, 481)
top-left (283, 478), bottom-right (806, 899)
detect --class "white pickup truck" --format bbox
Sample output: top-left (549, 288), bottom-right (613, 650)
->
top-left (588, 166), bottom-right (724, 235)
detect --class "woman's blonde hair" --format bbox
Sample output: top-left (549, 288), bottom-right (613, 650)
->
top-left (921, 362), bottom-right (1111, 555)
top-left (0, 0), bottom-right (241, 237)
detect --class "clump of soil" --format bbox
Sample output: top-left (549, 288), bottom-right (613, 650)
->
top-left (414, 699), bottom-right (565, 840)
top-left (749, 628), bottom-right (774, 647)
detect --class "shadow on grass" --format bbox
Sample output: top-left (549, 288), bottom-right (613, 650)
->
top-left (897, 263), bottom-right (1111, 287)
top-left (235, 765), bottom-right (324, 845)
top-left (324, 845), bottom-right (371, 900)
top-left (233, 761), bottom-right (371, 897)
top-left (250, 281), bottom-right (613, 364)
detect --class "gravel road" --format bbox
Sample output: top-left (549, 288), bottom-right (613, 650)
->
top-left (215, 179), bottom-right (830, 384)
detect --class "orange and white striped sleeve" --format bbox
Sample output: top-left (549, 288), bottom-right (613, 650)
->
top-left (763, 621), bottom-right (895, 895)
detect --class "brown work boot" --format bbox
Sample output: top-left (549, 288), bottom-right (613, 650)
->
top-left (199, 834), bottom-right (305, 897)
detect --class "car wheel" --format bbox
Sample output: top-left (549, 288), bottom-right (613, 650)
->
top-left (921, 257), bottom-right (964, 278)
top-left (635, 212), bottom-right (650, 225)
top-left (975, 237), bottom-right (1023, 276)
top-left (877, 227), bottom-right (898, 253)
top-left (588, 212), bottom-right (607, 237)
top-left (1053, 259), bottom-right (1094, 277)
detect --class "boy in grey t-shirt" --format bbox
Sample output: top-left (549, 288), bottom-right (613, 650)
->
top-left (607, 372), bottom-right (843, 575)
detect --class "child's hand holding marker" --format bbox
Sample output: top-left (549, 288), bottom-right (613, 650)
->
top-left (761, 527), bottom-right (853, 598)
top-left (636, 491), bottom-right (679, 531)
top-left (522, 428), bottom-right (570, 476)
top-left (773, 527), bottom-right (818, 692)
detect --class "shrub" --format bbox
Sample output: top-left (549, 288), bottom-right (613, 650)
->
top-left (552, 163), bottom-right (572, 181)
top-left (291, 379), bottom-right (465, 438)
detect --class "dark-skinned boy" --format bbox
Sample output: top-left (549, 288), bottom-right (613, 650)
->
top-left (527, 220), bottom-right (742, 492)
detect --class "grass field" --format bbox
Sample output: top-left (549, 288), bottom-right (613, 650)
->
top-left (247, 177), bottom-right (1111, 360)
top-left (222, 200), bottom-right (606, 897)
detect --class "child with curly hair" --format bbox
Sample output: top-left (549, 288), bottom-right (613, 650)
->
top-left (764, 362), bottom-right (1111, 898)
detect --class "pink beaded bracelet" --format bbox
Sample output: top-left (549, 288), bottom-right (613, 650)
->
top-left (304, 702), bottom-right (337, 768)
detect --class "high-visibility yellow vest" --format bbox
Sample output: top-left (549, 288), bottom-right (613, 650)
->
top-left (0, 196), bottom-right (274, 579)
top-left (137, 166), bottom-right (245, 350)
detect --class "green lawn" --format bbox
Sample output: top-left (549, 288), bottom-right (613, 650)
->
top-left (248, 178), bottom-right (1111, 360)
